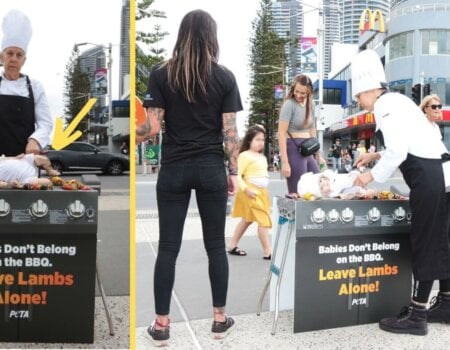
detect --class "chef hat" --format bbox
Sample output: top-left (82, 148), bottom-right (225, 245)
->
top-left (1, 10), bottom-right (32, 53)
top-left (297, 172), bottom-right (322, 198)
top-left (351, 49), bottom-right (386, 99)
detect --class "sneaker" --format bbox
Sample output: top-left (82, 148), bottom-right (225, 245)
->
top-left (428, 292), bottom-right (450, 323)
top-left (211, 316), bottom-right (235, 339)
top-left (147, 319), bottom-right (170, 347)
top-left (379, 304), bottom-right (428, 336)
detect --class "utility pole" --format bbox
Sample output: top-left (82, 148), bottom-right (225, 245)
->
top-left (317, 2), bottom-right (325, 152)
top-left (420, 71), bottom-right (424, 102)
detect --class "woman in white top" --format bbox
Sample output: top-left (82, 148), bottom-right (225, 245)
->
top-left (352, 49), bottom-right (450, 336)
top-left (419, 94), bottom-right (443, 133)
top-left (0, 10), bottom-right (53, 156)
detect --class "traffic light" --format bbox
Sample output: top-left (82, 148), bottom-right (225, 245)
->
top-left (411, 83), bottom-right (421, 105)
top-left (423, 83), bottom-right (431, 97)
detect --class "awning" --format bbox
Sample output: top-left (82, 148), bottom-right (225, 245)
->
top-left (328, 108), bottom-right (450, 138)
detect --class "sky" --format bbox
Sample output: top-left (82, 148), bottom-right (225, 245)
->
top-left (142, 0), bottom-right (319, 134)
top-left (0, 0), bottom-right (123, 122)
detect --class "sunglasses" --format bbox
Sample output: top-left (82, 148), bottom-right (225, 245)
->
top-left (428, 104), bottom-right (443, 110)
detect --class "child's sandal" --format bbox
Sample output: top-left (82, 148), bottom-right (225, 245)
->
top-left (227, 246), bottom-right (247, 256)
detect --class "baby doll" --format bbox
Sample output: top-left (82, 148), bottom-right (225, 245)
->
top-left (298, 170), bottom-right (376, 199)
top-left (0, 153), bottom-right (59, 188)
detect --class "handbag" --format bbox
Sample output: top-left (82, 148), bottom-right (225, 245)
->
top-left (287, 132), bottom-right (320, 157)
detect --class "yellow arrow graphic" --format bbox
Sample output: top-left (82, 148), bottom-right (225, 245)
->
top-left (51, 98), bottom-right (97, 150)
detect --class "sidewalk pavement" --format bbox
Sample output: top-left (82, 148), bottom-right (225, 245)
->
top-left (0, 296), bottom-right (129, 349)
top-left (136, 212), bottom-right (450, 350)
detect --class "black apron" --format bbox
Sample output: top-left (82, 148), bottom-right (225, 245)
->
top-left (0, 75), bottom-right (35, 156)
top-left (399, 153), bottom-right (450, 281)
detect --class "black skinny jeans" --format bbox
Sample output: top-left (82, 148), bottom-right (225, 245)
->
top-left (154, 155), bottom-right (229, 315)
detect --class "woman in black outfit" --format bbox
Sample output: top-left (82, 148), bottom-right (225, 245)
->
top-left (136, 10), bottom-right (242, 346)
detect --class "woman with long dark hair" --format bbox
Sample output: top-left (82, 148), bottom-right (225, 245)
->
top-left (277, 74), bottom-right (326, 195)
top-left (137, 10), bottom-right (242, 346)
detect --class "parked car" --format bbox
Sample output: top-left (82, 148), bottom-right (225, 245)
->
top-left (43, 142), bottom-right (129, 175)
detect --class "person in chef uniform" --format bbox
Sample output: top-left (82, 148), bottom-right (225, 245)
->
top-left (0, 10), bottom-right (53, 156)
top-left (352, 49), bottom-right (450, 335)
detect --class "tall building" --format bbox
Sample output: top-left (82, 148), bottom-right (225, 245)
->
top-left (391, 0), bottom-right (407, 8)
top-left (79, 47), bottom-right (106, 110)
top-left (271, 0), bottom-right (303, 83)
top-left (323, 0), bottom-right (341, 77)
top-left (340, 0), bottom-right (390, 44)
top-left (79, 46), bottom-right (107, 145)
top-left (324, 0), bottom-right (450, 152)
top-left (119, 0), bottom-right (130, 98)
top-left (385, 0), bottom-right (450, 151)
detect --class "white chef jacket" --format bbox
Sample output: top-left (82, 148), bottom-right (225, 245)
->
top-left (0, 73), bottom-right (53, 149)
top-left (371, 92), bottom-right (448, 183)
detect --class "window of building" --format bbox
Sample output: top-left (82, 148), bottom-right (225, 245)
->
top-left (390, 84), bottom-right (406, 95)
top-left (421, 30), bottom-right (450, 55)
top-left (387, 32), bottom-right (413, 60)
top-left (430, 81), bottom-right (446, 103)
top-left (112, 101), bottom-right (130, 118)
top-left (323, 88), bottom-right (342, 105)
top-left (446, 82), bottom-right (450, 105)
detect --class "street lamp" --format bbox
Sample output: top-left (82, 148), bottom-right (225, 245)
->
top-left (76, 42), bottom-right (113, 152)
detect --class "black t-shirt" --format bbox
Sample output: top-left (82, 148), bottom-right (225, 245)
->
top-left (331, 143), bottom-right (342, 158)
top-left (143, 63), bottom-right (243, 164)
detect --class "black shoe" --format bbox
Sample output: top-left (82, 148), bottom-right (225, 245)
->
top-left (147, 320), bottom-right (170, 347)
top-left (379, 304), bottom-right (428, 336)
top-left (428, 292), bottom-right (450, 323)
top-left (211, 316), bottom-right (235, 339)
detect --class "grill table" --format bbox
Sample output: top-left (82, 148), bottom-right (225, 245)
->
top-left (258, 197), bottom-right (412, 334)
top-left (0, 188), bottom-right (97, 343)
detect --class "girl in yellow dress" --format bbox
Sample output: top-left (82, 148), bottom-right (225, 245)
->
top-left (228, 125), bottom-right (272, 259)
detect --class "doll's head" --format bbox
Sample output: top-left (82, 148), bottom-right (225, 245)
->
top-left (319, 175), bottom-right (331, 197)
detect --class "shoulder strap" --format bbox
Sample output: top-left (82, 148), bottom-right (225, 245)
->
top-left (25, 75), bottom-right (34, 101)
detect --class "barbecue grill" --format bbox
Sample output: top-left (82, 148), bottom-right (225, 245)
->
top-left (0, 188), bottom-right (97, 343)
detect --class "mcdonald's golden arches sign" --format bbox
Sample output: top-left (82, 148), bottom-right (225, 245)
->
top-left (359, 8), bottom-right (385, 34)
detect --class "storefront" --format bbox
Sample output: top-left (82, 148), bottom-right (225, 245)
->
top-left (327, 109), bottom-right (450, 151)
top-left (327, 111), bottom-right (376, 150)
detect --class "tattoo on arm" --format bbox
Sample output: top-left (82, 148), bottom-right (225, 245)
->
top-left (223, 112), bottom-right (239, 171)
top-left (136, 107), bottom-right (164, 137)
top-left (153, 108), bottom-right (165, 123)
